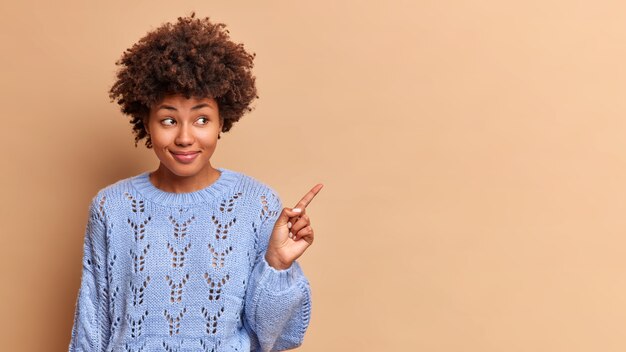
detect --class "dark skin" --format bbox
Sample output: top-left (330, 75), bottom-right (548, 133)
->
top-left (265, 184), bottom-right (324, 270)
top-left (144, 94), bottom-right (323, 270)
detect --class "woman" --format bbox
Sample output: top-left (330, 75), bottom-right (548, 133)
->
top-left (68, 12), bottom-right (322, 352)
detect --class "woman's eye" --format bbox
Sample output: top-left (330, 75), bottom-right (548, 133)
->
top-left (197, 116), bottom-right (209, 125)
top-left (161, 118), bottom-right (175, 126)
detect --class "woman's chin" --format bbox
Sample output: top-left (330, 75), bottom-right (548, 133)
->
top-left (160, 162), bottom-right (214, 179)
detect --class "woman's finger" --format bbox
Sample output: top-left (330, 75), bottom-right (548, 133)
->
top-left (275, 207), bottom-right (302, 228)
top-left (293, 225), bottom-right (313, 241)
top-left (293, 184), bottom-right (323, 211)
top-left (294, 225), bottom-right (314, 243)
top-left (290, 214), bottom-right (309, 235)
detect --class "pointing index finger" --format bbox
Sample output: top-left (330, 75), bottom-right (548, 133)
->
top-left (294, 183), bottom-right (324, 210)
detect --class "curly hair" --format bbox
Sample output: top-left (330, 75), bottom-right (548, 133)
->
top-left (108, 12), bottom-right (258, 148)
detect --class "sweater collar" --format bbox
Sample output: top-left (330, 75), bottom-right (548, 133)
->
top-left (130, 167), bottom-right (240, 206)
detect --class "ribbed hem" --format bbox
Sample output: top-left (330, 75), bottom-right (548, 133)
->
top-left (258, 255), bottom-right (303, 292)
top-left (129, 167), bottom-right (240, 206)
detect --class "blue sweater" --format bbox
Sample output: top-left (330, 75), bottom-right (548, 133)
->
top-left (68, 168), bottom-right (311, 352)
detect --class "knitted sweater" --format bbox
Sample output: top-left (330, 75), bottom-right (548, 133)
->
top-left (68, 167), bottom-right (312, 352)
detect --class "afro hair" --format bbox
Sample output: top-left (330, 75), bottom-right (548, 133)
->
top-left (108, 12), bottom-right (258, 148)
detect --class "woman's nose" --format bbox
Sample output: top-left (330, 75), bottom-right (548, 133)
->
top-left (175, 123), bottom-right (194, 146)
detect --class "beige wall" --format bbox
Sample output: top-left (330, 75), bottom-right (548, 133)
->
top-left (2, 0), bottom-right (626, 351)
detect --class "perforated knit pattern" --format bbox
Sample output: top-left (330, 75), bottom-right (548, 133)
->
top-left (68, 168), bottom-right (311, 352)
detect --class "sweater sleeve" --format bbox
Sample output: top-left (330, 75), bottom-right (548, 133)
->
top-left (68, 195), bottom-right (111, 352)
top-left (244, 192), bottom-right (312, 352)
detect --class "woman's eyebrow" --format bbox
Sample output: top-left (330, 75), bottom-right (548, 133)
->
top-left (157, 103), bottom-right (214, 111)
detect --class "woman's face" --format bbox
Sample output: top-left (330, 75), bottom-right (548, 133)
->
top-left (146, 94), bottom-right (223, 180)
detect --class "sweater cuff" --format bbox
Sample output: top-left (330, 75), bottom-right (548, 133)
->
top-left (258, 254), bottom-right (304, 292)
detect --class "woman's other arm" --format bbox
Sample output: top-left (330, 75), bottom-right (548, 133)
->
top-left (68, 194), bottom-right (111, 352)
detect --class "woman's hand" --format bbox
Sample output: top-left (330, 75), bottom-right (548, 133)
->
top-left (265, 184), bottom-right (324, 270)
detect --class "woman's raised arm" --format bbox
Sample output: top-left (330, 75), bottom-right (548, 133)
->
top-left (244, 191), bottom-right (313, 351)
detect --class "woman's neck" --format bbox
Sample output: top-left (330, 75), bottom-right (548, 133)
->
top-left (149, 164), bottom-right (221, 193)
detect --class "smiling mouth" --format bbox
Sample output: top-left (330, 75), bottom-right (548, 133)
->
top-left (170, 151), bottom-right (200, 155)
top-left (170, 151), bottom-right (200, 163)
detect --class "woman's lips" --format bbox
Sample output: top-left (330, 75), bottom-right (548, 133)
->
top-left (171, 151), bottom-right (200, 164)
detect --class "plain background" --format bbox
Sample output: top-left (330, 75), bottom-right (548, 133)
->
top-left (2, 0), bottom-right (626, 351)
